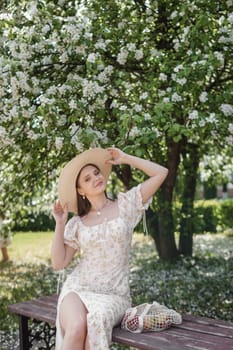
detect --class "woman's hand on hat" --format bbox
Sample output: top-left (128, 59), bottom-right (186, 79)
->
top-left (106, 147), bottom-right (127, 165)
top-left (52, 200), bottom-right (68, 225)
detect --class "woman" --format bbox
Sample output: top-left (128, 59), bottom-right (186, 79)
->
top-left (51, 147), bottom-right (168, 350)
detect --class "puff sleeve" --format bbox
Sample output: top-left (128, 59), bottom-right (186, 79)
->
top-left (118, 184), bottom-right (152, 229)
top-left (63, 216), bottom-right (80, 251)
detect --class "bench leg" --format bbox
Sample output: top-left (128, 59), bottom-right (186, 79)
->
top-left (19, 315), bottom-right (30, 350)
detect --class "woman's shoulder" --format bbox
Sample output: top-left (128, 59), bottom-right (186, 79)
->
top-left (66, 215), bottom-right (80, 227)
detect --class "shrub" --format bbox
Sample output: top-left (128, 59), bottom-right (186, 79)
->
top-left (172, 199), bottom-right (233, 235)
top-left (216, 199), bottom-right (233, 229)
top-left (193, 201), bottom-right (219, 233)
top-left (12, 199), bottom-right (233, 234)
top-left (12, 210), bottom-right (54, 232)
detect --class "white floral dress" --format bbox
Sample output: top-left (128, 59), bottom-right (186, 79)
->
top-left (55, 185), bottom-right (152, 350)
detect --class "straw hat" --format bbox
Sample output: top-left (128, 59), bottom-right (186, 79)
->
top-left (58, 148), bottom-right (112, 213)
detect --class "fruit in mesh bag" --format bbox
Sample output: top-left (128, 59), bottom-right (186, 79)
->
top-left (126, 315), bottom-right (140, 332)
top-left (143, 312), bottom-right (172, 331)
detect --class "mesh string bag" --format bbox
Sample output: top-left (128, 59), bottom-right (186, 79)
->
top-left (121, 301), bottom-right (182, 333)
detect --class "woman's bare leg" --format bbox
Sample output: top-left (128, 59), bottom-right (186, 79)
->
top-left (84, 335), bottom-right (90, 350)
top-left (60, 293), bottom-right (88, 350)
top-left (1, 247), bottom-right (9, 262)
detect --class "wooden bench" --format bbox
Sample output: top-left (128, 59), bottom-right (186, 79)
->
top-left (8, 294), bottom-right (233, 350)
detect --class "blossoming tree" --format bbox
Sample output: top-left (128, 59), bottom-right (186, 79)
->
top-left (1, 0), bottom-right (232, 260)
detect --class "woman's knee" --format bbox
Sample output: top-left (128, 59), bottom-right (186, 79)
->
top-left (60, 292), bottom-right (88, 340)
top-left (65, 318), bottom-right (87, 342)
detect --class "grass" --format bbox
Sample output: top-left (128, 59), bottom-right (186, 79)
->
top-left (0, 230), bottom-right (233, 349)
top-left (7, 231), bottom-right (53, 263)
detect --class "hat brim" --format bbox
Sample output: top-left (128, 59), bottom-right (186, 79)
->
top-left (58, 148), bottom-right (112, 213)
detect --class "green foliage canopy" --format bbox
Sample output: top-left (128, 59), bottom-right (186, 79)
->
top-left (0, 0), bottom-right (232, 257)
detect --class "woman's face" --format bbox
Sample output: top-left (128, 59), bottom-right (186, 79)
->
top-left (77, 165), bottom-right (106, 197)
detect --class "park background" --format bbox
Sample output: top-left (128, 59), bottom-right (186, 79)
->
top-left (0, 0), bottom-right (233, 349)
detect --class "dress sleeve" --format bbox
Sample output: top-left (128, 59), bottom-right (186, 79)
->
top-left (118, 184), bottom-right (152, 229)
top-left (63, 216), bottom-right (80, 251)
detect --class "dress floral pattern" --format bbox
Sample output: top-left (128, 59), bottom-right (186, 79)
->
top-left (55, 184), bottom-right (152, 350)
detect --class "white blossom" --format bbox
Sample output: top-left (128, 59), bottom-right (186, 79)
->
top-left (97, 65), bottom-right (113, 83)
top-left (127, 43), bottom-right (136, 51)
top-left (71, 138), bottom-right (84, 152)
top-left (228, 123), bottom-right (233, 133)
top-left (163, 97), bottom-right (170, 103)
top-left (42, 24), bottom-right (50, 35)
top-left (97, 71), bottom-right (109, 83)
top-left (219, 104), bottom-right (233, 116)
top-left (118, 20), bottom-right (127, 29)
top-left (69, 100), bottom-right (77, 110)
top-left (57, 115), bottom-right (67, 126)
top-left (135, 49), bottom-right (143, 60)
top-left (150, 48), bottom-right (161, 57)
top-left (87, 53), bottom-right (97, 63)
top-left (159, 73), bottom-right (167, 81)
top-left (16, 71), bottom-right (30, 92)
top-left (140, 92), bottom-right (148, 100)
top-left (228, 13), bottom-right (233, 24)
top-left (214, 51), bottom-right (224, 65)
top-left (171, 93), bottom-right (182, 102)
top-left (110, 89), bottom-right (117, 97)
top-left (95, 39), bottom-right (109, 51)
top-left (10, 77), bottom-right (19, 100)
top-left (170, 11), bottom-right (178, 19)
top-left (174, 64), bottom-right (184, 72)
top-left (171, 73), bottom-right (177, 81)
top-left (173, 39), bottom-right (181, 51)
top-left (199, 119), bottom-right (206, 127)
top-left (134, 104), bottom-right (142, 112)
top-left (20, 98), bottom-right (30, 107)
top-left (105, 65), bottom-right (114, 75)
top-left (110, 100), bottom-right (118, 108)
top-left (42, 120), bottom-right (48, 129)
top-left (151, 127), bottom-right (161, 137)
top-left (0, 126), bottom-right (7, 138)
top-left (27, 130), bottom-right (39, 140)
top-left (188, 110), bottom-right (199, 120)
top-left (206, 113), bottom-right (217, 123)
top-left (55, 137), bottom-right (63, 150)
top-left (117, 50), bottom-right (128, 65)
top-left (226, 135), bottom-right (233, 145)
top-left (144, 113), bottom-right (151, 120)
top-left (146, 8), bottom-right (152, 16)
top-left (129, 126), bottom-right (140, 138)
top-left (199, 92), bottom-right (208, 103)
top-left (60, 51), bottom-right (69, 63)
top-left (119, 105), bottom-right (127, 111)
top-left (24, 1), bottom-right (38, 20)
top-left (47, 86), bottom-right (57, 95)
top-left (177, 78), bottom-right (187, 85)
top-left (82, 80), bottom-right (104, 98)
top-left (158, 90), bottom-right (166, 97)
top-left (85, 115), bottom-right (94, 126)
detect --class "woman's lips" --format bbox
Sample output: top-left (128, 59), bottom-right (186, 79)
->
top-left (95, 180), bottom-right (103, 187)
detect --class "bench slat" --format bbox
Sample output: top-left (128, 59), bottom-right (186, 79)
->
top-left (112, 328), bottom-right (190, 350)
top-left (158, 327), bottom-right (233, 350)
top-left (174, 318), bottom-right (233, 338)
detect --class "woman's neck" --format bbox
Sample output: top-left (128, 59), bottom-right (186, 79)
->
top-left (89, 195), bottom-right (109, 216)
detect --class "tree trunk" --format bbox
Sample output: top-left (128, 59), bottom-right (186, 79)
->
top-left (149, 140), bottom-right (181, 260)
top-left (179, 143), bottom-right (200, 256)
top-left (157, 190), bottom-right (179, 260)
